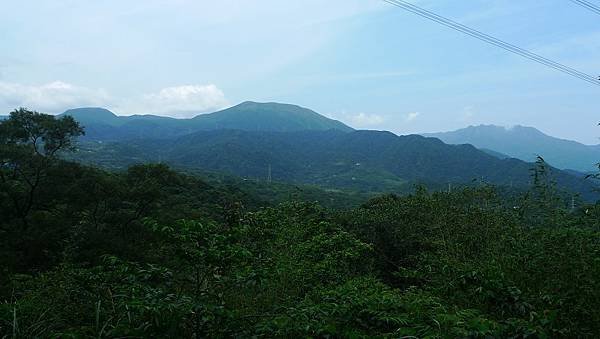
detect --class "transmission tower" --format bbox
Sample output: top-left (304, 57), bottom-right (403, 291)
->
top-left (267, 163), bottom-right (272, 184)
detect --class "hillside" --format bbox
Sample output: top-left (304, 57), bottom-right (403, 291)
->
top-left (72, 129), bottom-right (598, 199)
top-left (480, 148), bottom-right (510, 159)
top-left (60, 101), bottom-right (353, 140)
top-left (61, 107), bottom-right (121, 125)
top-left (4, 108), bottom-right (600, 338)
top-left (191, 101), bottom-right (353, 132)
top-left (426, 125), bottom-right (600, 172)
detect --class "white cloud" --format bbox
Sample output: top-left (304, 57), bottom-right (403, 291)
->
top-left (405, 112), bottom-right (420, 122)
top-left (0, 81), bottom-right (110, 114)
top-left (128, 84), bottom-right (229, 117)
top-left (0, 81), bottom-right (230, 118)
top-left (349, 112), bottom-right (385, 127)
top-left (459, 106), bottom-right (475, 121)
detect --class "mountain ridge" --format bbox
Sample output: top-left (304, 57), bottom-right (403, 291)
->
top-left (425, 124), bottom-right (600, 172)
top-left (47, 104), bottom-right (600, 199)
top-left (72, 129), bottom-right (598, 200)
top-left (59, 101), bottom-right (353, 140)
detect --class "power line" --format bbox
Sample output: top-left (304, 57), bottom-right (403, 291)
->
top-left (382, 0), bottom-right (600, 87)
top-left (568, 0), bottom-right (600, 16)
top-left (383, 0), bottom-right (600, 86)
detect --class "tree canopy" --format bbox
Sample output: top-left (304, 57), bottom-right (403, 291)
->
top-left (1, 112), bottom-right (599, 337)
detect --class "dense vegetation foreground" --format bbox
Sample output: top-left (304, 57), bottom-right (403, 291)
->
top-left (1, 110), bottom-right (600, 338)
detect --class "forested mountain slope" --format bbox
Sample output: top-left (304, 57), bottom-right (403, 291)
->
top-left (3, 109), bottom-right (600, 338)
top-left (427, 125), bottom-right (600, 172)
top-left (60, 101), bottom-right (353, 141)
top-left (73, 129), bottom-right (598, 199)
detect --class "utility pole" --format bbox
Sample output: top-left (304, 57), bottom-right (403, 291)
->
top-left (571, 196), bottom-right (576, 211)
top-left (267, 163), bottom-right (272, 184)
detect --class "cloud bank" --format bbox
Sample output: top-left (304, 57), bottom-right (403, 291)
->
top-left (349, 113), bottom-right (385, 127)
top-left (133, 84), bottom-right (229, 118)
top-left (0, 81), bottom-right (110, 114)
top-left (0, 81), bottom-right (229, 118)
top-left (405, 112), bottom-right (420, 122)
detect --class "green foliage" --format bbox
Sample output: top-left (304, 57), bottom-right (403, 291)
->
top-left (0, 109), bottom-right (84, 231)
top-left (68, 127), bottom-right (598, 200)
top-left (1, 259), bottom-right (194, 338)
top-left (340, 185), bottom-right (600, 337)
top-left (1, 113), bottom-right (600, 337)
top-left (518, 156), bottom-right (570, 226)
top-left (257, 277), bottom-right (501, 338)
top-left (0, 119), bottom-right (260, 272)
top-left (2, 108), bottom-right (84, 157)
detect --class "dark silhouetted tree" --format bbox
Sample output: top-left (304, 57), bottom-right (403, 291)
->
top-left (0, 108), bottom-right (84, 228)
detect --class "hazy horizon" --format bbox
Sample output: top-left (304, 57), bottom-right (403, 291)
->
top-left (20, 102), bottom-right (594, 147)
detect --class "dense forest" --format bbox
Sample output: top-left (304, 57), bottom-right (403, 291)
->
top-left (2, 109), bottom-right (600, 338)
top-left (57, 103), bottom-right (597, 201)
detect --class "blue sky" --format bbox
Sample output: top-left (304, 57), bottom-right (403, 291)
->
top-left (1, 0), bottom-right (598, 143)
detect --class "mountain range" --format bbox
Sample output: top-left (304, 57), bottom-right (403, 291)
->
top-left (72, 129), bottom-right (595, 197)
top-left (56, 102), bottom-right (598, 200)
top-left (60, 101), bottom-right (352, 141)
top-left (426, 125), bottom-right (600, 173)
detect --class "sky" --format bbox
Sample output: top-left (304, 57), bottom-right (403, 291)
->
top-left (1, 0), bottom-right (598, 143)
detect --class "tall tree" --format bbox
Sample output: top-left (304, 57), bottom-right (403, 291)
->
top-left (0, 108), bottom-right (84, 228)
